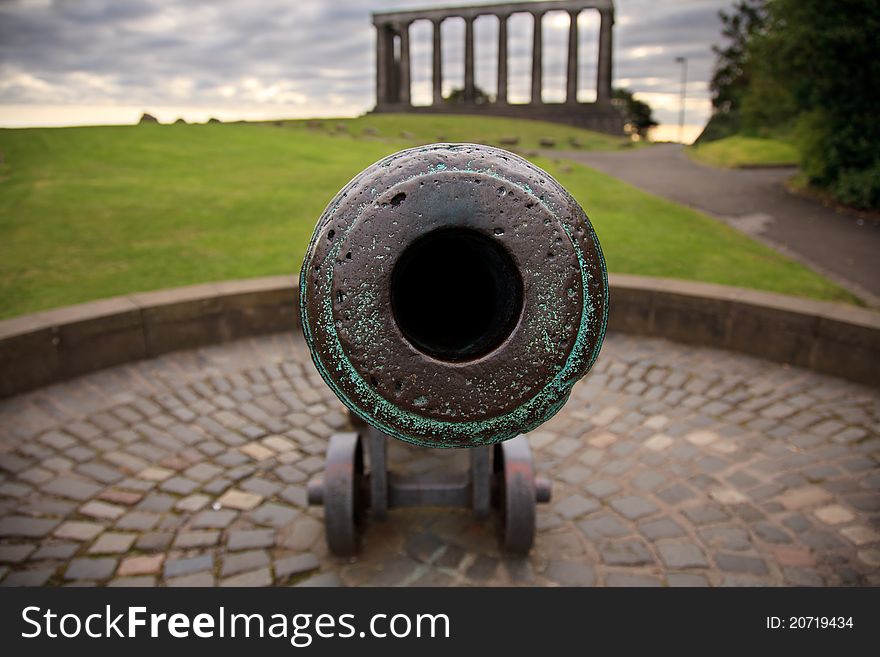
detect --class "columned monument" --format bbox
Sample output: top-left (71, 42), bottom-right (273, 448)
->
top-left (372, 0), bottom-right (624, 135)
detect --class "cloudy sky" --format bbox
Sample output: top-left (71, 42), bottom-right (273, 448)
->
top-left (0, 0), bottom-right (733, 140)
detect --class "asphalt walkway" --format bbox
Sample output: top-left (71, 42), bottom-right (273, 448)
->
top-left (558, 144), bottom-right (880, 306)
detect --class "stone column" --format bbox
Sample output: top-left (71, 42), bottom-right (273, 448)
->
top-left (531, 11), bottom-right (544, 104)
top-left (566, 10), bottom-right (579, 104)
top-left (375, 22), bottom-right (389, 106)
top-left (387, 27), bottom-right (399, 105)
top-left (432, 19), bottom-right (443, 105)
top-left (597, 9), bottom-right (613, 103)
top-left (464, 16), bottom-right (475, 102)
top-left (497, 13), bottom-right (509, 104)
top-left (399, 21), bottom-right (411, 106)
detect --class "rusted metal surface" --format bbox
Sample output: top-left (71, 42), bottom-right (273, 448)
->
top-left (366, 427), bottom-right (389, 521)
top-left (300, 143), bottom-right (608, 448)
top-left (494, 435), bottom-right (538, 553)
top-left (320, 432), bottom-right (365, 556)
top-left (471, 446), bottom-right (491, 519)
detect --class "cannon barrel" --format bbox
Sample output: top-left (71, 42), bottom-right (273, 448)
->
top-left (300, 143), bottom-right (608, 448)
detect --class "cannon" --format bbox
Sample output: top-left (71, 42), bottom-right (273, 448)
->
top-left (300, 143), bottom-right (608, 555)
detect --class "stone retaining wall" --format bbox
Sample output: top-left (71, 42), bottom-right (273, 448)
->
top-left (1, 274), bottom-right (877, 398)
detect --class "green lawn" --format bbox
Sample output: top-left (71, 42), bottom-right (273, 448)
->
top-left (689, 135), bottom-right (800, 168)
top-left (0, 117), bottom-right (856, 319)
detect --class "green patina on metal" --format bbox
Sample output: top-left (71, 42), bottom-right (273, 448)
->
top-left (300, 143), bottom-right (608, 448)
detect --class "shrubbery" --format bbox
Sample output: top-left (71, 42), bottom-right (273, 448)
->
top-left (703, 0), bottom-right (880, 209)
top-left (832, 165), bottom-right (880, 210)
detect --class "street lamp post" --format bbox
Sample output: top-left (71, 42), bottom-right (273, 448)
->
top-left (675, 56), bottom-right (688, 144)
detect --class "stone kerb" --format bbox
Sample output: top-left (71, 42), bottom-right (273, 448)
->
top-left (607, 274), bottom-right (880, 387)
top-left (0, 277), bottom-right (297, 398)
top-left (1, 274), bottom-right (878, 398)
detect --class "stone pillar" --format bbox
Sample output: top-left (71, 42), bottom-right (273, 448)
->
top-left (566, 10), bottom-right (579, 104)
top-left (464, 16), bottom-right (475, 102)
top-left (597, 8), bottom-right (613, 103)
top-left (497, 13), bottom-right (509, 104)
top-left (531, 11), bottom-right (544, 104)
top-left (399, 21), bottom-right (411, 106)
top-left (375, 22), bottom-right (389, 106)
top-left (432, 19), bottom-right (443, 105)
top-left (388, 27), bottom-right (399, 104)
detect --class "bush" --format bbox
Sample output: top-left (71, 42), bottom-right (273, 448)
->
top-left (833, 164), bottom-right (880, 210)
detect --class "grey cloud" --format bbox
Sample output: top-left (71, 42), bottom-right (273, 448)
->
top-left (0, 0), bottom-right (733, 125)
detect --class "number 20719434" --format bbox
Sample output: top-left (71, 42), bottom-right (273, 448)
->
top-left (766, 617), bottom-right (854, 629)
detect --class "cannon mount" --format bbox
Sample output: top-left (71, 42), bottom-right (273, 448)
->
top-left (307, 416), bottom-right (551, 556)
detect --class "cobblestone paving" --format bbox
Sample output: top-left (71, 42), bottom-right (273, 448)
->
top-left (0, 332), bottom-right (878, 587)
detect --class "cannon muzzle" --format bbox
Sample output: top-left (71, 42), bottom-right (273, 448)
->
top-left (300, 143), bottom-right (608, 448)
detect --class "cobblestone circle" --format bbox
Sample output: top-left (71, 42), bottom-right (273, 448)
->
top-left (1, 332), bottom-right (878, 587)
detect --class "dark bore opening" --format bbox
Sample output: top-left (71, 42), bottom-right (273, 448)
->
top-left (390, 227), bottom-right (523, 362)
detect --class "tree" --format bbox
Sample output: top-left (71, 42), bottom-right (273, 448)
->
top-left (709, 0), bottom-right (768, 115)
top-left (443, 86), bottom-right (491, 105)
top-left (612, 88), bottom-right (657, 140)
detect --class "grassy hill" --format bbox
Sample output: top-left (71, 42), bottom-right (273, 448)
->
top-left (0, 115), bottom-right (856, 319)
top-left (689, 135), bottom-right (799, 168)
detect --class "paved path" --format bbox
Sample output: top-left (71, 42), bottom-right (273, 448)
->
top-left (558, 144), bottom-right (880, 306)
top-left (0, 332), bottom-right (878, 587)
